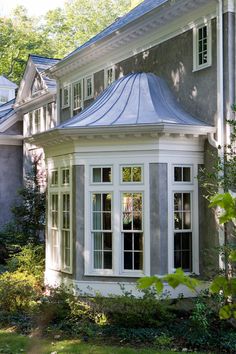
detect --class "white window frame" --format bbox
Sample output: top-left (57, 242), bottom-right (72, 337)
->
top-left (120, 165), bottom-right (144, 184)
top-left (193, 21), bottom-right (212, 71)
top-left (84, 75), bottom-right (94, 100)
top-left (104, 66), bottom-right (115, 88)
top-left (173, 165), bottom-right (193, 184)
top-left (72, 80), bottom-right (83, 111)
top-left (91, 166), bottom-right (113, 185)
top-left (62, 85), bottom-right (70, 108)
top-left (48, 165), bottom-right (72, 274)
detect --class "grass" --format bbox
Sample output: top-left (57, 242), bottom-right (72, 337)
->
top-left (0, 329), bottom-right (196, 354)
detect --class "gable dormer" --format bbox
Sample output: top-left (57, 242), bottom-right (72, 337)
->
top-left (31, 72), bottom-right (45, 96)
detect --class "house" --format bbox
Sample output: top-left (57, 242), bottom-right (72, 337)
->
top-left (0, 80), bottom-right (22, 228)
top-left (14, 55), bottom-right (60, 187)
top-left (28, 0), bottom-right (234, 296)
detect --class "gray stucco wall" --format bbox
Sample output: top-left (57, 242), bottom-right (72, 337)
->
top-left (0, 145), bottom-right (23, 229)
top-left (150, 163), bottom-right (168, 275)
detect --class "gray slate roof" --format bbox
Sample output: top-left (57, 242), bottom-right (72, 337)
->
top-left (65, 0), bottom-right (168, 60)
top-left (30, 55), bottom-right (60, 90)
top-left (60, 72), bottom-right (209, 128)
top-left (0, 76), bottom-right (17, 89)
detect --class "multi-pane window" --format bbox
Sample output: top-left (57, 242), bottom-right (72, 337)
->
top-left (193, 23), bottom-right (211, 71)
top-left (62, 193), bottom-right (71, 270)
top-left (51, 194), bottom-right (59, 268)
top-left (105, 67), bottom-right (115, 88)
top-left (49, 167), bottom-right (72, 273)
top-left (174, 166), bottom-right (191, 182)
top-left (174, 192), bottom-right (192, 272)
top-left (92, 193), bottom-right (112, 270)
top-left (92, 167), bottom-right (112, 183)
top-left (122, 193), bottom-right (143, 271)
top-left (62, 85), bottom-right (70, 108)
top-left (62, 168), bottom-right (70, 185)
top-left (122, 166), bottom-right (142, 183)
top-left (85, 76), bottom-right (93, 99)
top-left (34, 109), bottom-right (41, 133)
top-left (73, 81), bottom-right (82, 111)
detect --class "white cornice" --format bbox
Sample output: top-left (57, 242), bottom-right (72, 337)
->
top-left (48, 0), bottom-right (217, 80)
top-left (14, 90), bottom-right (56, 114)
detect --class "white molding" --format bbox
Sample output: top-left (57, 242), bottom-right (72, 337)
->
top-left (192, 21), bottom-right (212, 72)
top-left (0, 135), bottom-right (22, 145)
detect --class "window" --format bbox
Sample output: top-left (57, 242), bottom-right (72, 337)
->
top-left (34, 109), bottom-right (41, 133)
top-left (193, 22), bottom-right (212, 71)
top-left (73, 80), bottom-right (83, 112)
top-left (121, 166), bottom-right (142, 183)
top-left (92, 193), bottom-right (112, 270)
top-left (48, 167), bottom-right (72, 273)
top-left (174, 192), bottom-right (192, 272)
top-left (62, 85), bottom-right (70, 108)
top-left (51, 169), bottom-right (58, 186)
top-left (85, 76), bottom-right (93, 99)
top-left (104, 67), bottom-right (115, 88)
top-left (0, 88), bottom-right (8, 104)
top-left (50, 194), bottom-right (59, 269)
top-left (122, 193), bottom-right (143, 271)
top-left (92, 167), bottom-right (112, 183)
top-left (174, 166), bottom-right (192, 183)
top-left (62, 168), bottom-right (70, 185)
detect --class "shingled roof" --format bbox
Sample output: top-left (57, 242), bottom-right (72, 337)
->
top-left (60, 72), bottom-right (210, 129)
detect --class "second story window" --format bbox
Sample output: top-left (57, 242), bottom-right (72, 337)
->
top-left (105, 67), bottom-right (115, 88)
top-left (62, 85), bottom-right (70, 108)
top-left (73, 80), bottom-right (83, 113)
top-left (85, 76), bottom-right (93, 100)
top-left (193, 22), bottom-right (212, 71)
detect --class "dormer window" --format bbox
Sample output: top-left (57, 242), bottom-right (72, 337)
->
top-left (72, 80), bottom-right (83, 114)
top-left (62, 85), bottom-right (70, 108)
top-left (104, 67), bottom-right (115, 88)
top-left (85, 76), bottom-right (93, 100)
top-left (193, 22), bottom-right (212, 71)
top-left (32, 73), bottom-right (44, 95)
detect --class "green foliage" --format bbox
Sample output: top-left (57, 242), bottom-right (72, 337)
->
top-left (138, 268), bottom-right (199, 294)
top-left (6, 244), bottom-right (45, 283)
top-left (0, 271), bottom-right (40, 314)
top-left (209, 192), bottom-right (236, 224)
top-left (154, 333), bottom-right (174, 349)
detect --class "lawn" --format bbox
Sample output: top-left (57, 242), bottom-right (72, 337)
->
top-left (0, 329), bottom-right (194, 354)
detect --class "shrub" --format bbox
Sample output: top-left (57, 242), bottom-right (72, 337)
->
top-left (0, 270), bottom-right (40, 314)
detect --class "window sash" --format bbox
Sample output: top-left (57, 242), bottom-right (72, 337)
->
top-left (73, 81), bottom-right (82, 110)
top-left (62, 86), bottom-right (70, 108)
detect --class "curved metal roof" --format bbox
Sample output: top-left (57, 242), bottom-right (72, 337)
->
top-left (61, 72), bottom-right (208, 128)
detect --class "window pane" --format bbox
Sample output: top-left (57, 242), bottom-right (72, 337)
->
top-left (103, 193), bottom-right (111, 211)
top-left (104, 233), bottom-right (112, 250)
top-left (183, 193), bottom-right (191, 210)
top-left (93, 212), bottom-right (101, 230)
top-left (174, 193), bottom-right (182, 210)
top-left (104, 252), bottom-right (112, 269)
top-left (122, 167), bottom-right (131, 182)
top-left (174, 233), bottom-right (181, 251)
top-left (183, 212), bottom-right (191, 229)
top-left (123, 194), bottom-right (132, 211)
top-left (94, 251), bottom-right (102, 269)
top-left (102, 168), bottom-right (111, 182)
top-left (183, 167), bottom-right (191, 182)
top-left (93, 194), bottom-right (101, 211)
top-left (133, 213), bottom-right (142, 230)
top-left (51, 170), bottom-right (58, 185)
top-left (62, 169), bottom-right (70, 185)
top-left (174, 212), bottom-right (182, 230)
top-left (133, 167), bottom-right (142, 182)
top-left (174, 167), bottom-right (182, 181)
top-left (103, 212), bottom-right (111, 230)
top-left (124, 252), bottom-right (132, 269)
top-left (93, 168), bottom-right (101, 182)
top-left (134, 252), bottom-right (143, 270)
top-left (94, 232), bottom-right (102, 250)
top-left (134, 233), bottom-right (143, 250)
top-left (124, 233), bottom-right (132, 250)
top-left (123, 213), bottom-right (132, 230)
top-left (133, 193), bottom-right (142, 211)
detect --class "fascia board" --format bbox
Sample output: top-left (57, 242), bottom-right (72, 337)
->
top-left (0, 134), bottom-right (23, 145)
top-left (14, 90), bottom-right (56, 112)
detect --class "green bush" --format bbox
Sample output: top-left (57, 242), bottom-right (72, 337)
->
top-left (6, 244), bottom-right (45, 284)
top-left (0, 270), bottom-right (40, 314)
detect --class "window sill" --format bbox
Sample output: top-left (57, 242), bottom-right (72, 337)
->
top-left (192, 63), bottom-right (211, 72)
top-left (85, 271), bottom-right (145, 278)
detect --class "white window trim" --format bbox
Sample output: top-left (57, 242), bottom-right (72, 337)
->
top-left (173, 164), bottom-right (193, 185)
top-left (120, 164), bottom-right (144, 184)
top-left (47, 165), bottom-right (73, 274)
top-left (62, 85), bottom-right (70, 109)
top-left (104, 66), bottom-right (115, 88)
top-left (90, 165), bottom-right (113, 185)
top-left (85, 161), bottom-right (149, 277)
top-left (84, 75), bottom-right (94, 100)
top-left (193, 21), bottom-right (212, 72)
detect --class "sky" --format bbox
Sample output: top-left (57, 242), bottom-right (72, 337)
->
top-left (0, 0), bottom-right (66, 16)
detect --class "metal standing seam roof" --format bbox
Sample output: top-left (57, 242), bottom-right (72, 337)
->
top-left (64, 0), bottom-right (168, 60)
top-left (0, 99), bottom-right (16, 121)
top-left (30, 55), bottom-right (60, 90)
top-left (60, 72), bottom-right (210, 129)
top-left (0, 76), bottom-right (18, 89)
